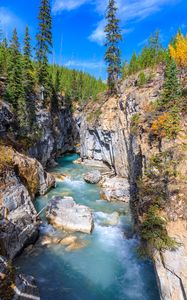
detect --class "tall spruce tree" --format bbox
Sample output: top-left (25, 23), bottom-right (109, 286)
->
top-left (23, 25), bottom-right (36, 127)
top-left (36, 0), bottom-right (52, 88)
top-left (6, 29), bottom-right (28, 132)
top-left (160, 57), bottom-right (182, 106)
top-left (104, 0), bottom-right (122, 93)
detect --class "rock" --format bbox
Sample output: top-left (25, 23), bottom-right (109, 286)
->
top-left (84, 170), bottom-right (102, 184)
top-left (13, 150), bottom-right (55, 197)
top-left (40, 236), bottom-right (61, 246)
top-left (46, 196), bottom-right (94, 234)
top-left (51, 172), bottom-right (68, 181)
top-left (13, 274), bottom-right (40, 300)
top-left (0, 256), bottom-right (40, 300)
top-left (0, 169), bottom-right (39, 259)
top-left (100, 177), bottom-right (130, 202)
top-left (60, 236), bottom-right (77, 245)
top-left (65, 240), bottom-right (89, 252)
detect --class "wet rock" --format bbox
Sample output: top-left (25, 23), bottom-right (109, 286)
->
top-left (84, 170), bottom-right (102, 184)
top-left (100, 177), bottom-right (130, 202)
top-left (40, 236), bottom-right (62, 246)
top-left (60, 236), bottom-right (77, 245)
top-left (65, 240), bottom-right (89, 252)
top-left (51, 172), bottom-right (68, 181)
top-left (0, 256), bottom-right (40, 300)
top-left (46, 196), bottom-right (94, 234)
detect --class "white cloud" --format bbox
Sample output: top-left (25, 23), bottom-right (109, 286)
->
top-left (52, 0), bottom-right (89, 13)
top-left (0, 7), bottom-right (25, 38)
top-left (64, 59), bottom-right (105, 69)
top-left (89, 20), bottom-right (106, 45)
top-left (52, 0), bottom-right (180, 45)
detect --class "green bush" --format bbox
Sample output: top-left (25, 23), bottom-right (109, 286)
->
top-left (140, 205), bottom-right (179, 252)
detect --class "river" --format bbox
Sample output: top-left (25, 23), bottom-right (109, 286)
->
top-left (15, 153), bottom-right (160, 300)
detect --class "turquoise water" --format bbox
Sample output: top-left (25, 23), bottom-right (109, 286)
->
top-left (15, 154), bottom-right (160, 300)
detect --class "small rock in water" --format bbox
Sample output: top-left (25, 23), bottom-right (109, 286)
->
top-left (100, 177), bottom-right (130, 202)
top-left (60, 236), bottom-right (77, 245)
top-left (84, 170), bottom-right (102, 184)
top-left (65, 240), bottom-right (89, 252)
top-left (41, 236), bottom-right (61, 246)
top-left (46, 196), bottom-right (94, 234)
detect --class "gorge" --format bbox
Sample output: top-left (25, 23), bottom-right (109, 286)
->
top-left (0, 64), bottom-right (186, 300)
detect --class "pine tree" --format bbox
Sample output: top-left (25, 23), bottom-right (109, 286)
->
top-left (160, 57), bottom-right (182, 106)
top-left (6, 29), bottom-right (28, 132)
top-left (54, 68), bottom-right (61, 93)
top-left (23, 25), bottom-right (36, 127)
top-left (104, 0), bottom-right (122, 93)
top-left (36, 0), bottom-right (52, 88)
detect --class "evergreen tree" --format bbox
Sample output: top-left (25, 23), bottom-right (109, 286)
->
top-left (6, 29), bottom-right (28, 132)
top-left (23, 25), bottom-right (36, 127)
top-left (6, 29), bottom-right (22, 107)
top-left (128, 52), bottom-right (138, 75)
top-left (54, 68), bottom-right (61, 93)
top-left (36, 0), bottom-right (52, 88)
top-left (104, 0), bottom-right (122, 93)
top-left (160, 57), bottom-right (182, 106)
top-left (0, 38), bottom-right (9, 76)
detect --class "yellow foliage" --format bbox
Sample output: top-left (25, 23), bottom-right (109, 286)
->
top-left (151, 113), bottom-right (169, 137)
top-left (169, 33), bottom-right (187, 67)
top-left (0, 146), bottom-right (13, 173)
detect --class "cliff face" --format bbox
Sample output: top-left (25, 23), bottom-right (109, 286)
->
top-left (77, 66), bottom-right (187, 300)
top-left (0, 79), bottom-right (78, 167)
top-left (0, 147), bottom-right (55, 259)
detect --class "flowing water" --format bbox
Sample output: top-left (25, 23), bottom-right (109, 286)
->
top-left (15, 154), bottom-right (160, 300)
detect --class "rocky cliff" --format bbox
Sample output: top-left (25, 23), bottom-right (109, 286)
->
top-left (76, 66), bottom-right (187, 300)
top-left (0, 147), bottom-right (55, 259)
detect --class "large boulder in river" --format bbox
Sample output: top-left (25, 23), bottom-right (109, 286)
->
top-left (46, 196), bottom-right (94, 234)
top-left (100, 177), bottom-right (130, 202)
top-left (83, 170), bottom-right (102, 184)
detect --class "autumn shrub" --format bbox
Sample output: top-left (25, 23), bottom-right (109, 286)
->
top-left (0, 146), bottom-right (13, 173)
top-left (151, 109), bottom-right (180, 139)
top-left (169, 33), bottom-right (187, 67)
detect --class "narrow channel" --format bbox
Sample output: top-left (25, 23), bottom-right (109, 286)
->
top-left (15, 154), bottom-right (160, 300)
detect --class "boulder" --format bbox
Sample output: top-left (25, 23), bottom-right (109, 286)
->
top-left (46, 196), bottom-right (94, 234)
top-left (84, 170), bottom-right (102, 184)
top-left (100, 177), bottom-right (130, 202)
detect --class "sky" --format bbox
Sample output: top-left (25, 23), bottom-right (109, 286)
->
top-left (0, 0), bottom-right (187, 79)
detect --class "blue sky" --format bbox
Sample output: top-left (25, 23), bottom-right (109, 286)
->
top-left (0, 0), bottom-right (187, 79)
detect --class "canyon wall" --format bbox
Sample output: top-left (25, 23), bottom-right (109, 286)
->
top-left (77, 66), bottom-right (187, 300)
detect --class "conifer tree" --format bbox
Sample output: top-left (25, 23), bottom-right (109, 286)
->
top-left (23, 25), bottom-right (36, 127)
top-left (6, 29), bottom-right (28, 132)
top-left (36, 0), bottom-right (52, 88)
top-left (160, 57), bottom-right (182, 106)
top-left (104, 0), bottom-right (122, 93)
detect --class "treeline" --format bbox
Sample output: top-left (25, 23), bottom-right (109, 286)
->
top-left (49, 65), bottom-right (106, 103)
top-left (0, 0), bottom-right (106, 136)
top-left (122, 31), bottom-right (167, 77)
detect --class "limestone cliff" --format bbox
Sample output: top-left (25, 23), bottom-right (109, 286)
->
top-left (0, 147), bottom-right (55, 259)
top-left (77, 66), bottom-right (187, 300)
